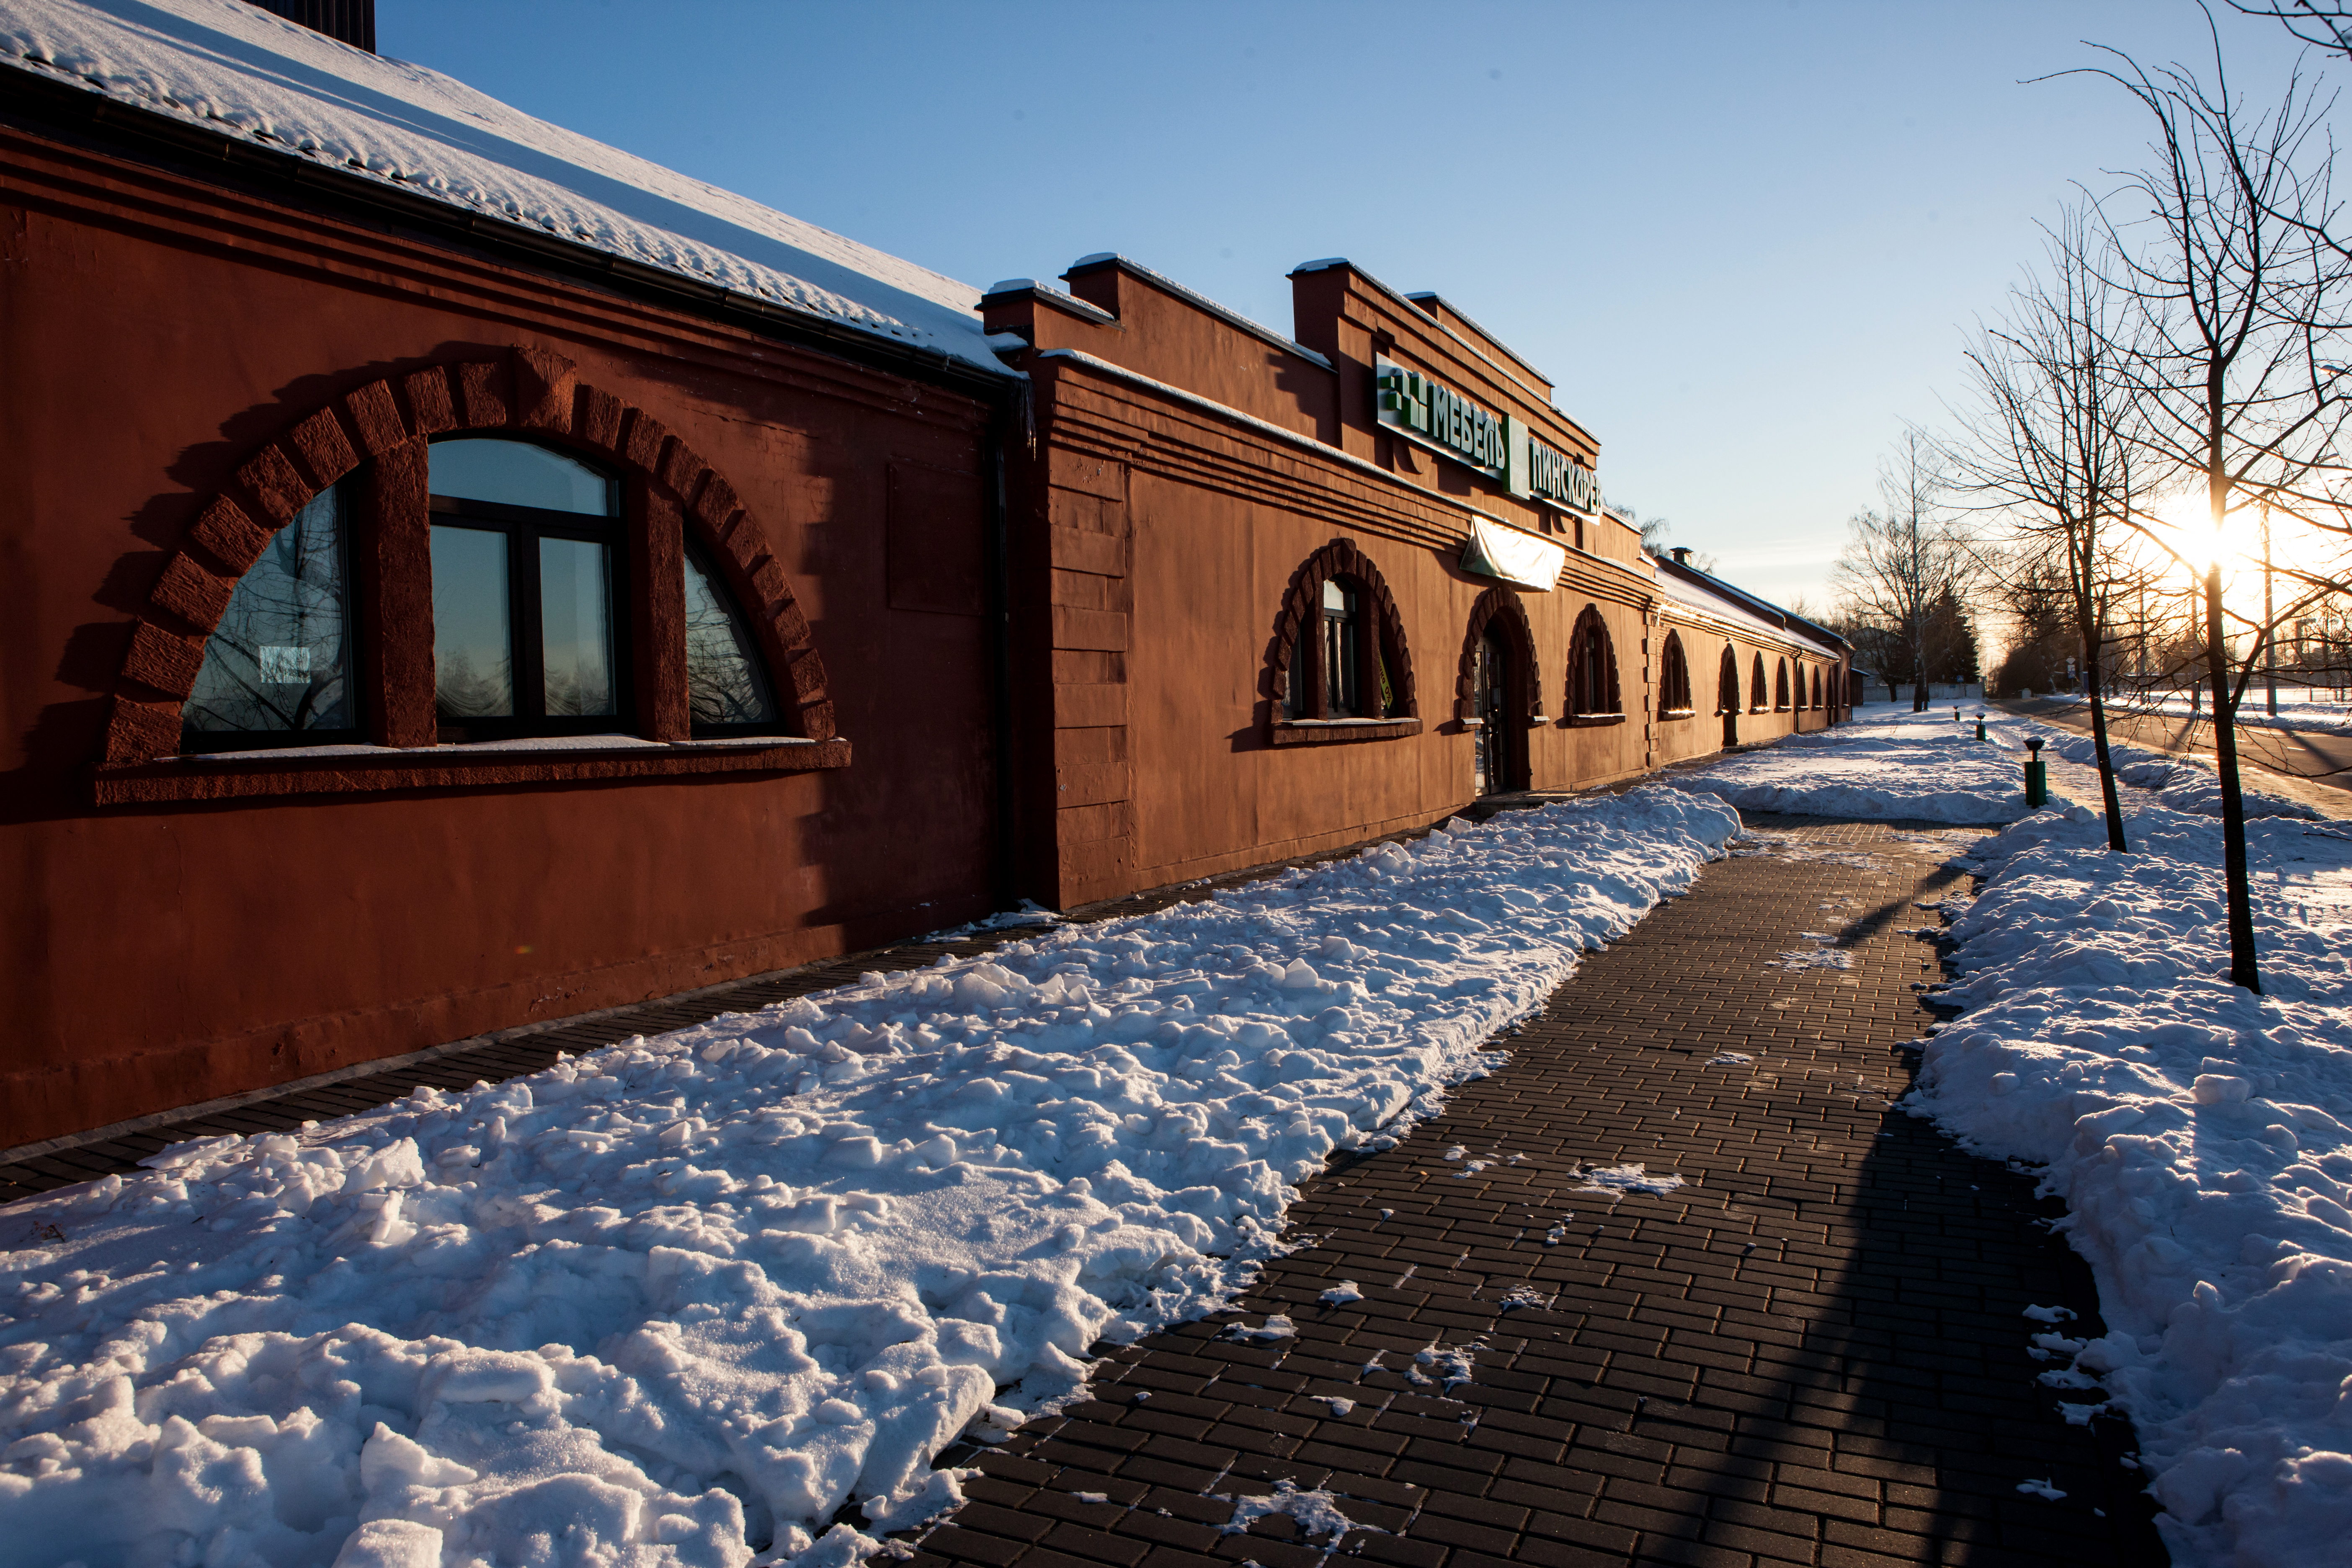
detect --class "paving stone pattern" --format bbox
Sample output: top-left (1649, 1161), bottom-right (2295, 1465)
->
top-left (904, 817), bottom-right (2166, 1568)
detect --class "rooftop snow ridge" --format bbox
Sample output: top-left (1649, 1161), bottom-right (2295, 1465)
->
top-left (0, 0), bottom-right (1012, 376)
top-left (1061, 251), bottom-right (1334, 371)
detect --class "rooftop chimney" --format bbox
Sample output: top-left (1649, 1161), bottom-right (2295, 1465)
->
top-left (247, 0), bottom-right (375, 52)
top-left (1670, 547), bottom-right (1692, 565)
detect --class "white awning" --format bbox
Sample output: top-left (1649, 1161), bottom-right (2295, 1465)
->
top-left (1460, 517), bottom-right (1564, 591)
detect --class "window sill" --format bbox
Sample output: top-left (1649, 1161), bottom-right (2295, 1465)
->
top-left (93, 735), bottom-right (850, 805)
top-left (1657, 709), bottom-right (1697, 721)
top-left (1559, 712), bottom-right (1627, 727)
top-left (1270, 717), bottom-right (1423, 746)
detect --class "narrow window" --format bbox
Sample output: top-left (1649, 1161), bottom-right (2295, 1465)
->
top-left (1751, 652), bottom-right (1768, 712)
top-left (428, 439), bottom-right (627, 741)
top-left (1718, 645), bottom-right (1738, 714)
top-left (683, 546), bottom-right (779, 730)
top-left (1323, 578), bottom-right (1361, 717)
top-left (182, 486), bottom-right (360, 749)
top-left (1812, 665), bottom-right (1824, 709)
top-left (1658, 631), bottom-right (1691, 715)
top-left (1775, 658), bottom-right (1791, 710)
top-left (1568, 610), bottom-right (1617, 716)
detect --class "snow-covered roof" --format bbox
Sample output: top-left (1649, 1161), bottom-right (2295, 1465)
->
top-left (0, 0), bottom-right (1012, 377)
top-left (1656, 557), bottom-right (1844, 659)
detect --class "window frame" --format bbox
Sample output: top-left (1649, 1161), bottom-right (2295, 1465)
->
top-left (1657, 629), bottom-right (1694, 718)
top-left (1273, 548), bottom-right (1417, 744)
top-left (426, 441), bottom-right (635, 745)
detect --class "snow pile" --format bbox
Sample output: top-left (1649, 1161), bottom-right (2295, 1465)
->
top-left (1915, 800), bottom-right (2352, 1565)
top-left (0, 0), bottom-right (1007, 373)
top-left (2095, 692), bottom-right (2352, 739)
top-left (2034, 728), bottom-right (2322, 821)
top-left (1666, 709), bottom-right (2037, 823)
top-left (0, 789), bottom-right (1737, 1568)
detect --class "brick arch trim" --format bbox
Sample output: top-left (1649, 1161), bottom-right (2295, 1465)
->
top-left (1565, 602), bottom-right (1621, 716)
top-left (1268, 537), bottom-right (1417, 717)
top-left (1456, 586), bottom-right (1541, 724)
top-left (103, 346), bottom-right (833, 764)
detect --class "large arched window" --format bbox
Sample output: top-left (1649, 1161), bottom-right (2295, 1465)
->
top-left (1750, 652), bottom-right (1769, 712)
top-left (1658, 630), bottom-right (1692, 717)
top-left (1270, 540), bottom-right (1414, 737)
top-left (1717, 644), bottom-right (1739, 715)
top-left (1774, 658), bottom-right (1791, 712)
top-left (1565, 605), bottom-right (1620, 717)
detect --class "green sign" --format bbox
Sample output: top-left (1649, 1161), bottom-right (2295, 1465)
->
top-left (1373, 358), bottom-right (1599, 515)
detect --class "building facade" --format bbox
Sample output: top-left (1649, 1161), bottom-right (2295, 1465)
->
top-left (0, 0), bottom-right (1845, 1150)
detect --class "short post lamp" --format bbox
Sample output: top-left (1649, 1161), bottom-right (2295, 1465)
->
top-left (2023, 736), bottom-right (2048, 809)
top-left (1975, 711), bottom-right (1987, 742)
top-left (1954, 705), bottom-right (1962, 722)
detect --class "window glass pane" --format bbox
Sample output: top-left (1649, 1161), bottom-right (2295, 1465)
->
top-left (684, 552), bottom-right (777, 726)
top-left (430, 439), bottom-right (614, 516)
top-left (431, 525), bottom-right (514, 718)
top-left (540, 536), bottom-right (618, 717)
top-left (185, 488), bottom-right (353, 735)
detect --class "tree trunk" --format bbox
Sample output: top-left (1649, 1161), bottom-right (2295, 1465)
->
top-left (2204, 562), bottom-right (2261, 992)
top-left (2078, 615), bottom-right (2130, 854)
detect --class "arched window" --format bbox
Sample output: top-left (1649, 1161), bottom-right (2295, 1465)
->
top-left (1566, 605), bottom-right (1620, 717)
top-left (183, 486), bottom-right (360, 747)
top-left (1271, 541), bottom-right (1413, 732)
top-left (1717, 644), bottom-right (1739, 715)
top-left (1774, 658), bottom-right (1791, 711)
top-left (684, 544), bottom-right (781, 732)
top-left (1812, 665), bottom-right (1824, 709)
top-left (1658, 630), bottom-right (1692, 716)
top-left (1750, 652), bottom-right (1768, 712)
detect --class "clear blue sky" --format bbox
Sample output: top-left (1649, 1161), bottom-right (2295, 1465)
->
top-left (382, 1), bottom-right (2320, 613)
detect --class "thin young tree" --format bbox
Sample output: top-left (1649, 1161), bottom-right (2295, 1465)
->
top-left (1953, 206), bottom-right (2144, 851)
top-left (1832, 430), bottom-right (1976, 712)
top-left (2073, 34), bottom-right (2352, 991)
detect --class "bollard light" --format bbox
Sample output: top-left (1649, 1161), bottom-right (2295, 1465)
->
top-left (1975, 711), bottom-right (1987, 741)
top-left (2023, 735), bottom-right (2048, 808)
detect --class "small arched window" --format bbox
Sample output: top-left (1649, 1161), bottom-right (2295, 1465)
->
top-left (1717, 644), bottom-right (1739, 715)
top-left (1812, 665), bottom-right (1825, 709)
top-left (1275, 543), bottom-right (1411, 727)
top-left (683, 544), bottom-right (780, 732)
top-left (1774, 658), bottom-right (1791, 711)
top-left (1658, 630), bottom-right (1692, 716)
top-left (183, 485), bottom-right (360, 748)
top-left (1750, 652), bottom-right (1768, 712)
top-left (1566, 606), bottom-right (1620, 716)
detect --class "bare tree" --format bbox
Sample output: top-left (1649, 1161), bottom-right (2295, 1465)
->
top-left (1831, 430), bottom-right (1978, 712)
top-left (1952, 206), bottom-right (2148, 850)
top-left (2073, 34), bottom-right (2352, 991)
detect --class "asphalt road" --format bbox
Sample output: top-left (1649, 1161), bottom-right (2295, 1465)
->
top-left (1996, 695), bottom-right (2352, 801)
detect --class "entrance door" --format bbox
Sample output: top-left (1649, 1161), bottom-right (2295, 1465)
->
top-left (1473, 630), bottom-right (1512, 794)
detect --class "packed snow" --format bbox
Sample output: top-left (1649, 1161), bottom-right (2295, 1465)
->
top-left (2056, 690), bottom-right (2352, 740)
top-left (0, 0), bottom-right (1008, 374)
top-left (0, 789), bottom-right (1738, 1568)
top-left (1662, 703), bottom-right (2352, 1565)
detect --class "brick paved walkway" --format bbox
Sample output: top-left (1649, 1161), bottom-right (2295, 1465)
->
top-left (904, 817), bottom-right (2165, 1568)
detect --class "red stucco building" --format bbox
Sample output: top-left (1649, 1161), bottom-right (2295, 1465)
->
top-left (0, 0), bottom-right (1845, 1150)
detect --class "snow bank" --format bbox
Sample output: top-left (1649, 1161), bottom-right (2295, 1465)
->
top-left (2099, 692), bottom-right (2352, 740)
top-left (0, 789), bottom-right (1737, 1568)
top-left (1665, 708), bottom-right (2038, 823)
top-left (0, 0), bottom-right (1007, 374)
top-left (2034, 727), bottom-right (2323, 821)
top-left (1916, 803), bottom-right (2352, 1566)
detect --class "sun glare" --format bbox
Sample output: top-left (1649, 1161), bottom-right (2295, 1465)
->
top-left (2148, 489), bottom-right (2250, 577)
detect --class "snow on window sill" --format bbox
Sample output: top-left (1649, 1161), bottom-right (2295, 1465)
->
top-left (1560, 712), bottom-right (1626, 727)
top-left (1657, 708), bottom-right (1697, 721)
top-left (94, 735), bottom-right (849, 805)
top-left (1269, 717), bottom-right (1423, 746)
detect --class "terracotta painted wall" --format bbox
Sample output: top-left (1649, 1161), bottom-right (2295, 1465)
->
top-left (0, 127), bottom-right (1000, 1144)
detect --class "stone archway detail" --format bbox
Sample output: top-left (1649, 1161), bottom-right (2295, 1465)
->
top-left (1268, 537), bottom-right (1416, 716)
top-left (102, 346), bottom-right (833, 764)
top-left (1456, 586), bottom-right (1541, 724)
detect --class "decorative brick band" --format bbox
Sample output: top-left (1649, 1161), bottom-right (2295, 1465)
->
top-left (1267, 538), bottom-right (1417, 723)
top-left (101, 347), bottom-right (835, 771)
top-left (1455, 585), bottom-right (1541, 725)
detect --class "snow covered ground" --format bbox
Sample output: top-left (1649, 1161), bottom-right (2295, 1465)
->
top-left (1665, 710), bottom-right (2039, 823)
top-left (0, 791), bottom-right (1739, 1568)
top-left (2093, 690), bottom-right (2352, 739)
top-left (1681, 706), bottom-right (2352, 1567)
